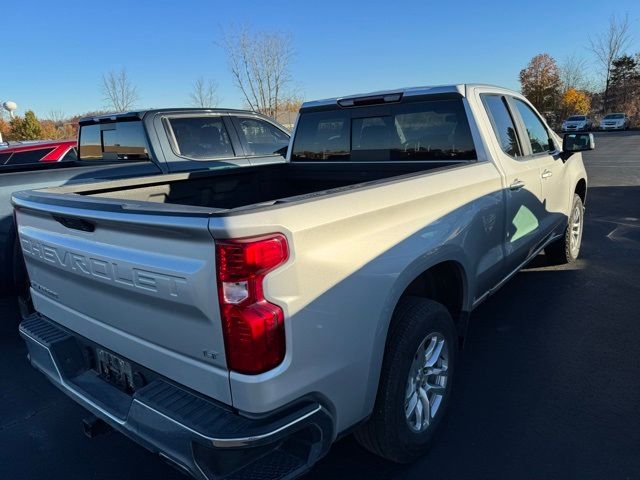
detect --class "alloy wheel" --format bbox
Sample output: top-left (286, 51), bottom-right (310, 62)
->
top-left (404, 333), bottom-right (449, 433)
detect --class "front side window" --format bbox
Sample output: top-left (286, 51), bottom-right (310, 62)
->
top-left (292, 99), bottom-right (476, 162)
top-left (482, 95), bottom-right (522, 157)
top-left (514, 99), bottom-right (553, 154)
top-left (236, 118), bottom-right (289, 156)
top-left (79, 121), bottom-right (150, 161)
top-left (168, 116), bottom-right (234, 159)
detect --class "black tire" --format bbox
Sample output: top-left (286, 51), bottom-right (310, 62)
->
top-left (545, 194), bottom-right (584, 265)
top-left (354, 296), bottom-right (457, 463)
top-left (13, 237), bottom-right (34, 320)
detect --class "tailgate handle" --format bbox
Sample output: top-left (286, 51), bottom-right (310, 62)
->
top-left (53, 215), bottom-right (95, 232)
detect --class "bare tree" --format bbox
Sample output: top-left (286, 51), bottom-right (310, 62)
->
top-left (222, 27), bottom-right (293, 118)
top-left (189, 77), bottom-right (220, 107)
top-left (102, 68), bottom-right (139, 112)
top-left (46, 109), bottom-right (66, 125)
top-left (560, 53), bottom-right (591, 91)
top-left (588, 13), bottom-right (632, 111)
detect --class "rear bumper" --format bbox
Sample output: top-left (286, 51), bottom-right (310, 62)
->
top-left (19, 315), bottom-right (334, 480)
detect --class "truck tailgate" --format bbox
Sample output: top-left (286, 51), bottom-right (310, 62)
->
top-left (13, 192), bottom-right (231, 404)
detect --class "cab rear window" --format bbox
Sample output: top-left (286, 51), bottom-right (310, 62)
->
top-left (292, 99), bottom-right (476, 162)
top-left (79, 120), bottom-right (150, 161)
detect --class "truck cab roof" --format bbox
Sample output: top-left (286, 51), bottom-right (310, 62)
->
top-left (300, 84), bottom-right (513, 112)
top-left (78, 108), bottom-right (270, 125)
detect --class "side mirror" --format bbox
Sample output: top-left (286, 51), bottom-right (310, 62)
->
top-left (562, 132), bottom-right (594, 159)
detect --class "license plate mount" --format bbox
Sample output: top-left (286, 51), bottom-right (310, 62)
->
top-left (96, 348), bottom-right (135, 393)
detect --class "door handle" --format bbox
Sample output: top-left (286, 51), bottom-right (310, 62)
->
top-left (541, 169), bottom-right (553, 179)
top-left (509, 179), bottom-right (526, 190)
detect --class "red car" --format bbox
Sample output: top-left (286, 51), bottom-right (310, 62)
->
top-left (0, 140), bottom-right (77, 166)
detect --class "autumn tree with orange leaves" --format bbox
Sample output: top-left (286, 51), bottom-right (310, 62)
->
top-left (560, 88), bottom-right (591, 117)
top-left (519, 53), bottom-right (562, 114)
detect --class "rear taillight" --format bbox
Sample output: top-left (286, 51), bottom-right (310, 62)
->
top-left (215, 234), bottom-right (288, 374)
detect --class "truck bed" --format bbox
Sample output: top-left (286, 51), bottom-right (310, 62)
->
top-left (36, 161), bottom-right (460, 214)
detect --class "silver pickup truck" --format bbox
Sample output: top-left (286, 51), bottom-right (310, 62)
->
top-left (14, 84), bottom-right (590, 480)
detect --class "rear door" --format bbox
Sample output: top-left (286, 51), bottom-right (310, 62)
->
top-left (153, 113), bottom-right (251, 173)
top-left (14, 195), bottom-right (231, 404)
top-left (481, 94), bottom-right (545, 274)
top-left (510, 98), bottom-right (567, 238)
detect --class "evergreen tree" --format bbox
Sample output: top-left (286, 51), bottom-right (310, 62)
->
top-left (607, 55), bottom-right (640, 112)
top-left (9, 110), bottom-right (43, 140)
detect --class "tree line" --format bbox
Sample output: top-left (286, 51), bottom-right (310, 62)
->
top-left (520, 14), bottom-right (638, 127)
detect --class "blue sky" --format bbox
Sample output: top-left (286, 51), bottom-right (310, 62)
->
top-left (3, 0), bottom-right (640, 117)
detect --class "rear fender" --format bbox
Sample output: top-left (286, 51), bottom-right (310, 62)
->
top-left (361, 247), bottom-right (470, 418)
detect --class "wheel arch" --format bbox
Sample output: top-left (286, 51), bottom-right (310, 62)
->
top-left (400, 260), bottom-right (467, 326)
top-left (361, 255), bottom-right (471, 421)
top-left (575, 178), bottom-right (587, 206)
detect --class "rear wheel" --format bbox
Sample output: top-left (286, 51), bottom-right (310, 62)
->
top-left (354, 297), bottom-right (457, 463)
top-left (545, 194), bottom-right (584, 265)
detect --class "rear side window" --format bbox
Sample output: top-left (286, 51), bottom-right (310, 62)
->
top-left (79, 121), bottom-right (150, 161)
top-left (292, 99), bottom-right (476, 162)
top-left (168, 116), bottom-right (234, 159)
top-left (6, 148), bottom-right (54, 165)
top-left (513, 100), bottom-right (553, 154)
top-left (236, 118), bottom-right (289, 156)
top-left (482, 95), bottom-right (522, 157)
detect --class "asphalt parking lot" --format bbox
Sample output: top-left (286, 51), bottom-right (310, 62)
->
top-left (1, 131), bottom-right (639, 479)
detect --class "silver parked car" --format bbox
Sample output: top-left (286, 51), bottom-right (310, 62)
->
top-left (599, 113), bottom-right (630, 131)
top-left (562, 115), bottom-right (593, 132)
